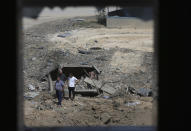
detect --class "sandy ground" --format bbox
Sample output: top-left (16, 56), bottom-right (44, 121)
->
top-left (48, 27), bottom-right (153, 74)
top-left (23, 7), bottom-right (155, 127)
top-left (24, 94), bottom-right (153, 126)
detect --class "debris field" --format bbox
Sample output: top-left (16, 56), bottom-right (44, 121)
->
top-left (23, 16), bottom-right (154, 126)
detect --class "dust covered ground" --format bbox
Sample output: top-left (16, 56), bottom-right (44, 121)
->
top-left (23, 15), bottom-right (154, 127)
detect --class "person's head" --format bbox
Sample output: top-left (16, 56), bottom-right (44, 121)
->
top-left (69, 73), bottom-right (73, 77)
top-left (57, 76), bottom-right (60, 81)
top-left (58, 69), bottom-right (62, 74)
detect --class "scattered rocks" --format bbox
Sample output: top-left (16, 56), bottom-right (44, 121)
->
top-left (103, 96), bottom-right (110, 99)
top-left (32, 57), bottom-right (36, 61)
top-left (94, 115), bottom-right (99, 119)
top-left (57, 33), bottom-right (71, 38)
top-left (91, 105), bottom-right (100, 111)
top-left (36, 105), bottom-right (44, 110)
top-left (112, 101), bottom-right (120, 108)
top-left (137, 88), bottom-right (152, 97)
top-left (101, 113), bottom-right (111, 124)
top-left (28, 84), bottom-right (35, 91)
top-left (90, 47), bottom-right (102, 50)
top-left (31, 101), bottom-right (39, 108)
top-left (38, 46), bottom-right (44, 49)
top-left (128, 87), bottom-right (152, 97)
top-left (125, 101), bottom-right (141, 107)
top-left (23, 16), bottom-right (154, 127)
top-left (78, 49), bottom-right (91, 54)
top-left (80, 62), bottom-right (89, 65)
top-left (24, 92), bottom-right (40, 99)
top-left (74, 18), bottom-right (85, 21)
top-left (95, 56), bottom-right (107, 61)
top-left (112, 118), bottom-right (120, 123)
top-left (57, 119), bottom-right (62, 123)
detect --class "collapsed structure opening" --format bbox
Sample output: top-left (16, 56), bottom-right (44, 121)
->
top-left (49, 66), bottom-right (99, 81)
top-left (44, 65), bottom-right (101, 97)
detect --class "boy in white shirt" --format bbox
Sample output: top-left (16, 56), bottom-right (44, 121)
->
top-left (68, 73), bottom-right (79, 100)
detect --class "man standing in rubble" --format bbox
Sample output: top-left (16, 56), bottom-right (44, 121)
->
top-left (58, 68), bottom-right (67, 83)
top-left (68, 73), bottom-right (79, 100)
top-left (55, 76), bottom-right (64, 106)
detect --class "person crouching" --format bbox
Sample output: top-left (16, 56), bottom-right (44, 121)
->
top-left (55, 76), bottom-right (64, 106)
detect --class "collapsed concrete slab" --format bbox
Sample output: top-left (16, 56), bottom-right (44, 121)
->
top-left (83, 77), bottom-right (117, 95)
top-left (101, 84), bottom-right (117, 95)
top-left (84, 77), bottom-right (102, 89)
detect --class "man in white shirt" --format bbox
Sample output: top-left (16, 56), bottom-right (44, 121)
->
top-left (68, 73), bottom-right (79, 100)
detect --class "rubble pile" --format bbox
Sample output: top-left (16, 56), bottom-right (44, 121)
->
top-left (23, 16), bottom-right (154, 126)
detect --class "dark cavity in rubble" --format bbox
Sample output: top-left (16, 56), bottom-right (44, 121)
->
top-left (48, 66), bottom-right (98, 81)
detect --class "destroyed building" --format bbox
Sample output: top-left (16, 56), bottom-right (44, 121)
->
top-left (23, 11), bottom-right (155, 126)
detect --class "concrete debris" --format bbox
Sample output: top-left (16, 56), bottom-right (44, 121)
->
top-left (90, 47), bottom-right (102, 50)
top-left (36, 105), bottom-right (44, 110)
top-left (112, 101), bottom-right (120, 108)
top-left (112, 118), bottom-right (120, 123)
top-left (103, 96), bottom-right (110, 99)
top-left (101, 113), bottom-right (111, 124)
top-left (28, 84), bottom-right (35, 91)
top-left (80, 62), bottom-right (89, 65)
top-left (128, 86), bottom-right (137, 94)
top-left (31, 101), bottom-right (39, 108)
top-left (128, 87), bottom-right (152, 97)
top-left (57, 33), bottom-right (71, 38)
top-left (92, 65), bottom-right (101, 74)
top-left (24, 92), bottom-right (40, 99)
top-left (137, 88), bottom-right (152, 97)
top-left (101, 84), bottom-right (116, 95)
top-left (84, 77), bottom-right (116, 95)
top-left (95, 56), bottom-right (107, 61)
top-left (125, 101), bottom-right (141, 107)
top-left (23, 15), bottom-right (154, 126)
top-left (38, 46), bottom-right (44, 49)
top-left (78, 50), bottom-right (91, 54)
top-left (84, 77), bottom-right (102, 89)
top-left (32, 57), bottom-right (36, 61)
top-left (74, 18), bottom-right (85, 21)
top-left (75, 101), bottom-right (84, 106)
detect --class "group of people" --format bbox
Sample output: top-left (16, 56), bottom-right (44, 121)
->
top-left (55, 69), bottom-right (79, 106)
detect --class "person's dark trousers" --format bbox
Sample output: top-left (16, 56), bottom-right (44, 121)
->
top-left (56, 90), bottom-right (63, 105)
top-left (68, 87), bottom-right (75, 100)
